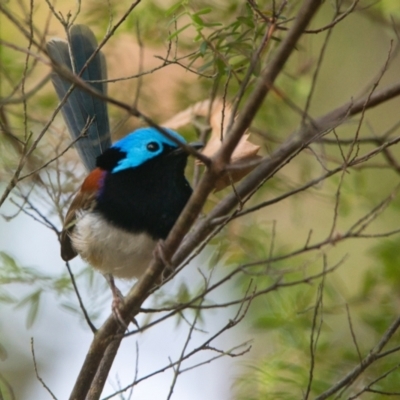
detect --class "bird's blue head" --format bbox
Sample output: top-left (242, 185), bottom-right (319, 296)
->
top-left (96, 127), bottom-right (187, 173)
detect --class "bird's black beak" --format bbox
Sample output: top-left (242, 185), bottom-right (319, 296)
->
top-left (188, 141), bottom-right (205, 151)
top-left (169, 141), bottom-right (204, 157)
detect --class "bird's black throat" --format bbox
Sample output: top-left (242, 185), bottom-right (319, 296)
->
top-left (95, 152), bottom-right (192, 240)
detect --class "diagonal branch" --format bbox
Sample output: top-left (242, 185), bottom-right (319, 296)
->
top-left (177, 80), bottom-right (400, 270)
top-left (314, 314), bottom-right (400, 400)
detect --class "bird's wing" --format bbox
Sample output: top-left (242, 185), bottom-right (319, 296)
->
top-left (60, 168), bottom-right (105, 261)
top-left (47, 25), bottom-right (111, 171)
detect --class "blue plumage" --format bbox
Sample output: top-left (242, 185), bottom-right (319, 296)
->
top-left (111, 127), bottom-right (186, 173)
top-left (49, 24), bottom-right (202, 285)
top-left (47, 25), bottom-right (111, 171)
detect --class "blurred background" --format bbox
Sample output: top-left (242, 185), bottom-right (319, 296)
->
top-left (1, 0), bottom-right (400, 399)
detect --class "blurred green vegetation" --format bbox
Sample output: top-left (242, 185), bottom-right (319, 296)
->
top-left (1, 0), bottom-right (400, 399)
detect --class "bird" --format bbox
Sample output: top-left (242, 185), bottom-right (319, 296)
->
top-left (47, 25), bottom-right (201, 311)
top-left (60, 126), bottom-right (198, 279)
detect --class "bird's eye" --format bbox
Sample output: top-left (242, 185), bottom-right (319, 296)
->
top-left (147, 142), bottom-right (160, 152)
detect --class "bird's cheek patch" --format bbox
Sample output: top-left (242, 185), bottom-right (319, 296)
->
top-left (96, 147), bottom-right (127, 171)
top-left (112, 147), bottom-right (162, 172)
top-left (112, 157), bottom-right (139, 173)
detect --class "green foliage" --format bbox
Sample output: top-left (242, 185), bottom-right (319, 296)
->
top-left (371, 0), bottom-right (400, 20)
top-left (0, 251), bottom-right (51, 285)
top-left (370, 239), bottom-right (400, 287)
top-left (2, 0), bottom-right (400, 399)
top-left (232, 203), bottom-right (400, 399)
top-left (0, 252), bottom-right (107, 327)
top-left (0, 380), bottom-right (14, 400)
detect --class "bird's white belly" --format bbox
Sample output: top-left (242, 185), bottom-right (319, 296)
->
top-left (71, 212), bottom-right (157, 279)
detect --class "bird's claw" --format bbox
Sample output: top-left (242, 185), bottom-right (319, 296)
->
top-left (154, 240), bottom-right (174, 281)
top-left (111, 293), bottom-right (128, 330)
top-left (105, 274), bottom-right (139, 330)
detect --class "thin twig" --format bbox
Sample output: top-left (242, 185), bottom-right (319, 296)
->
top-left (31, 338), bottom-right (58, 400)
top-left (65, 262), bottom-right (97, 334)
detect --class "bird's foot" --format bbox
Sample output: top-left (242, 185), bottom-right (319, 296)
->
top-left (105, 274), bottom-right (139, 330)
top-left (111, 292), bottom-right (128, 330)
top-left (154, 240), bottom-right (174, 281)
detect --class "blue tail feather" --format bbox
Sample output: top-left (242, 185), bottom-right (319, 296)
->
top-left (47, 25), bottom-right (111, 171)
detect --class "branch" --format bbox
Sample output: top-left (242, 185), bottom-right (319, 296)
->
top-left (178, 80), bottom-right (400, 269)
top-left (314, 314), bottom-right (400, 400)
top-left (68, 1), bottom-right (323, 398)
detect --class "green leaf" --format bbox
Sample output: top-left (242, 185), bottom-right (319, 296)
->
top-left (0, 341), bottom-right (7, 361)
top-left (165, 2), bottom-right (184, 16)
top-left (0, 290), bottom-right (16, 304)
top-left (229, 54), bottom-right (248, 68)
top-left (194, 7), bottom-right (212, 16)
top-left (237, 16), bottom-right (255, 28)
top-left (0, 252), bottom-right (19, 272)
top-left (16, 290), bottom-right (42, 328)
top-left (199, 41), bottom-right (208, 55)
top-left (168, 23), bottom-right (191, 40)
top-left (191, 14), bottom-right (204, 26)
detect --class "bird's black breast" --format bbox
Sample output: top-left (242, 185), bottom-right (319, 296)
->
top-left (95, 153), bottom-right (192, 240)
